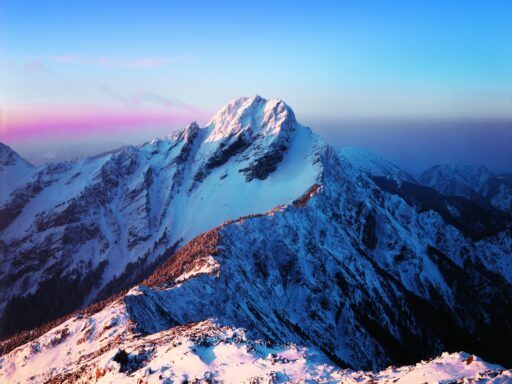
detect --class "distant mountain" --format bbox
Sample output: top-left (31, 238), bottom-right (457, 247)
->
top-left (1, 97), bottom-right (511, 382)
top-left (21, 140), bottom-right (129, 166)
top-left (370, 177), bottom-right (510, 241)
top-left (338, 147), bottom-right (416, 183)
top-left (339, 150), bottom-right (510, 240)
top-left (0, 143), bottom-right (35, 201)
top-left (419, 163), bottom-right (512, 212)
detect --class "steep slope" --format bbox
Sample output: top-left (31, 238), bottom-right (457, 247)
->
top-left (0, 96), bottom-right (323, 338)
top-left (419, 163), bottom-right (512, 212)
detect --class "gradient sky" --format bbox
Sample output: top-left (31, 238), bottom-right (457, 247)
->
top-left (1, 0), bottom-right (511, 171)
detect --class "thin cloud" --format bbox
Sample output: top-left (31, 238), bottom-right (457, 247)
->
top-left (48, 55), bottom-right (193, 68)
top-left (2, 55), bottom-right (194, 75)
top-left (122, 57), bottom-right (190, 68)
top-left (101, 87), bottom-right (202, 113)
top-left (0, 58), bottom-right (51, 72)
top-left (51, 54), bottom-right (80, 63)
top-left (21, 59), bottom-right (49, 71)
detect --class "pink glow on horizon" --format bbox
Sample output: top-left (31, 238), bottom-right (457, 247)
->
top-left (0, 105), bottom-right (209, 143)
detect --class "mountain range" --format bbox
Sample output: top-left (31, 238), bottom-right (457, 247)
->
top-left (0, 96), bottom-right (511, 383)
top-left (418, 162), bottom-right (512, 212)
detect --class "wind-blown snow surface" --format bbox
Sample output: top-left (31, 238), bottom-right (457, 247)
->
top-left (0, 301), bottom-right (509, 383)
top-left (1, 96), bottom-right (512, 382)
top-left (0, 96), bottom-right (322, 337)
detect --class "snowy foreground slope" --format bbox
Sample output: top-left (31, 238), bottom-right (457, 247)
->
top-left (1, 96), bottom-right (512, 382)
top-left (0, 306), bottom-right (510, 383)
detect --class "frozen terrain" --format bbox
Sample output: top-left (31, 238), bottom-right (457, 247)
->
top-left (1, 96), bottom-right (511, 383)
top-left (0, 302), bottom-right (509, 383)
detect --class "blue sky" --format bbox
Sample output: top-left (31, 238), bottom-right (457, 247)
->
top-left (1, 0), bottom-right (511, 170)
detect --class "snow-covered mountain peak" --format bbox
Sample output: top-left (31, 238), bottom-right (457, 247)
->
top-left (205, 95), bottom-right (296, 142)
top-left (178, 95), bottom-right (313, 185)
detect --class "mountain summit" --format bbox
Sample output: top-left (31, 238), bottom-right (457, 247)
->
top-left (205, 95), bottom-right (296, 141)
